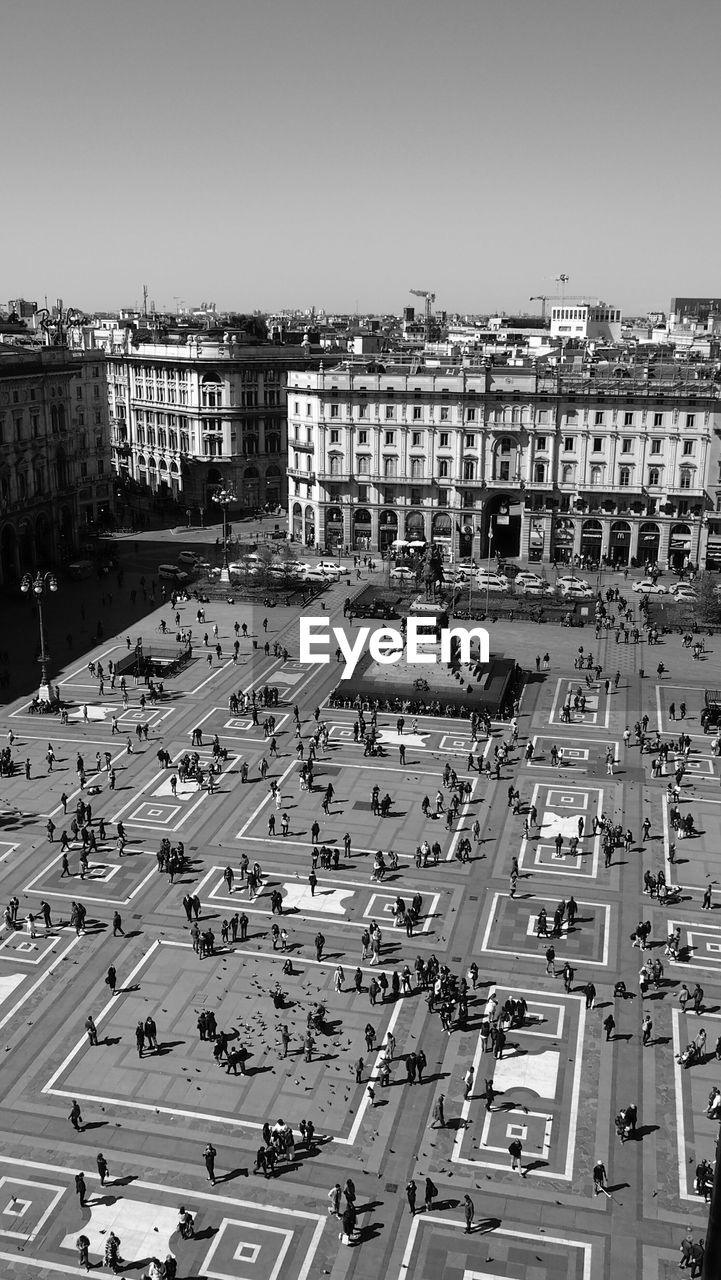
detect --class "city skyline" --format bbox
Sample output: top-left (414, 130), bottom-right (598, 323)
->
top-left (5, 0), bottom-right (720, 315)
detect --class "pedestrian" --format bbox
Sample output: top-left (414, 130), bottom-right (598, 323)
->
top-left (463, 1064), bottom-right (475, 1099)
top-left (69, 1100), bottom-right (84, 1131)
top-left (406, 1179), bottom-right (417, 1214)
top-left (203, 1142), bottom-right (217, 1185)
top-left (75, 1171), bottom-right (87, 1206)
top-left (603, 1013), bottom-right (615, 1041)
top-left (105, 965), bottom-right (117, 996)
top-left (593, 1159), bottom-right (607, 1196)
top-left (97, 1153), bottom-right (109, 1186)
top-left (424, 1177), bottom-right (438, 1212)
top-left (509, 1138), bottom-right (525, 1175)
top-left (641, 1014), bottom-right (653, 1046)
top-left (463, 1193), bottom-right (474, 1233)
top-left (432, 1094), bottom-right (445, 1128)
top-left (328, 1183), bottom-right (342, 1217)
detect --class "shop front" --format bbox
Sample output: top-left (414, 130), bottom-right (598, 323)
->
top-left (705, 529), bottom-right (721, 571)
top-left (405, 510), bottom-right (427, 543)
top-left (292, 502), bottom-right (303, 541)
top-left (638, 521), bottom-right (661, 568)
top-left (353, 508), bottom-right (372, 550)
top-left (379, 509), bottom-right (398, 553)
top-left (325, 506), bottom-right (344, 551)
top-left (669, 522), bottom-right (692, 571)
top-left (580, 518), bottom-right (603, 565)
top-left (304, 504), bottom-right (315, 547)
top-left (551, 517), bottom-right (575, 565)
top-left (610, 520), bottom-right (631, 567)
top-left (431, 512), bottom-right (453, 554)
top-left (528, 518), bottom-right (545, 563)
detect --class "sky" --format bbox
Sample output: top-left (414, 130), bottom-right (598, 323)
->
top-left (4, 0), bottom-right (721, 317)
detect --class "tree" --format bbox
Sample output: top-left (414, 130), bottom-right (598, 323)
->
top-left (693, 572), bottom-right (721, 625)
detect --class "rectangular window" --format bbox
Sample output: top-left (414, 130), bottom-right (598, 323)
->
top-left (439, 432), bottom-right (449, 448)
top-left (464, 434), bottom-right (476, 448)
top-left (564, 436), bottom-right (575, 451)
top-left (624, 412), bottom-right (633, 426)
top-left (595, 411), bottom-right (604, 425)
top-left (384, 430), bottom-right (395, 446)
top-left (592, 437), bottom-right (603, 452)
top-left (306, 403), bottom-right (312, 416)
top-left (412, 432), bottom-right (423, 447)
top-left (440, 407), bottom-right (449, 421)
top-left (499, 461), bottom-right (510, 480)
top-left (467, 408), bottom-right (476, 422)
top-left (650, 440), bottom-right (661, 454)
top-left (412, 406), bottom-right (422, 420)
top-left (621, 439), bottom-right (632, 453)
top-left (686, 413), bottom-right (695, 429)
top-left (385, 405), bottom-right (395, 420)
top-left (536, 435), bottom-right (547, 451)
top-left (330, 404), bottom-right (339, 418)
top-left (653, 412), bottom-right (663, 427)
top-left (683, 440), bottom-right (694, 455)
top-left (359, 404), bottom-right (368, 418)
top-left (358, 430), bottom-right (368, 444)
top-left (330, 430), bottom-right (339, 444)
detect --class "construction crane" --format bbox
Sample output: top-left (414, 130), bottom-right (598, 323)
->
top-left (529, 295), bottom-right (551, 322)
top-left (410, 289), bottom-right (436, 341)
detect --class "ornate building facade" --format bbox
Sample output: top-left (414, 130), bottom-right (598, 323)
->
top-left (106, 336), bottom-right (321, 517)
top-left (0, 347), bottom-right (111, 587)
top-left (286, 360), bottom-right (721, 569)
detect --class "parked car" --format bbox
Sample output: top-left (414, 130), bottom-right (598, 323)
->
top-left (515, 571), bottom-right (545, 588)
top-left (668, 582), bottom-right (696, 597)
top-left (158, 564), bottom-right (190, 584)
top-left (558, 582), bottom-right (594, 599)
top-left (516, 580), bottom-right (552, 596)
top-left (555, 575), bottom-right (589, 591)
top-left (670, 586), bottom-right (698, 603)
top-left (632, 578), bottom-right (666, 595)
top-left (177, 551), bottom-right (204, 567)
top-left (390, 566), bottom-right (416, 581)
top-left (474, 573), bottom-right (510, 593)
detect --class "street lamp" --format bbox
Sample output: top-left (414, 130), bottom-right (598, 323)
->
top-left (211, 486), bottom-right (236, 583)
top-left (20, 571), bottom-right (58, 703)
top-left (485, 526), bottom-right (494, 615)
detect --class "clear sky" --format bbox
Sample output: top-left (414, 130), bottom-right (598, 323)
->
top-left (4, 0), bottom-right (720, 316)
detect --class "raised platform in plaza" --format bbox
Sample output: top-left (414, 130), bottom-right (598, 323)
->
top-left (331, 643), bottom-right (519, 715)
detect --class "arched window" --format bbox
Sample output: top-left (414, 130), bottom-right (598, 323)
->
top-left (648, 468), bottom-right (660, 487)
top-left (437, 459), bottom-right (449, 478)
top-left (463, 460), bottom-right (476, 481)
top-left (329, 455), bottom-right (342, 476)
top-left (619, 467), bottom-right (631, 487)
top-left (561, 464), bottom-right (573, 483)
top-left (201, 373), bottom-right (222, 409)
top-left (534, 463), bottom-right (546, 483)
top-left (384, 457), bottom-right (397, 477)
top-left (679, 468), bottom-right (692, 490)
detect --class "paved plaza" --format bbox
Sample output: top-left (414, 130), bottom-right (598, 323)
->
top-left (0, 567), bottom-right (719, 1279)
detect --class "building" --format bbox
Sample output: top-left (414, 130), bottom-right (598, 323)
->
top-left (550, 302), bottom-right (622, 344)
top-left (104, 333), bottom-right (321, 519)
top-left (285, 358), bottom-right (721, 571)
top-left (0, 347), bottom-right (110, 586)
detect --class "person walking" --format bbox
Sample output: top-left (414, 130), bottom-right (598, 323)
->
top-left (463, 1193), bottom-right (475, 1233)
top-left (424, 1177), bottom-right (438, 1212)
top-left (432, 1094), bottom-right (445, 1128)
top-left (603, 1013), bottom-right (615, 1041)
top-left (69, 1100), bottom-right (84, 1132)
top-left (463, 1065), bottom-right (475, 1099)
top-left (96, 1153), bottom-right (109, 1187)
top-left (593, 1159), bottom-right (607, 1196)
top-left (75, 1171), bottom-right (87, 1206)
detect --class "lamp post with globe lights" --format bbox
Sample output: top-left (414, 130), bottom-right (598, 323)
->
top-left (211, 486), bottom-right (236, 583)
top-left (20, 571), bottom-right (58, 703)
